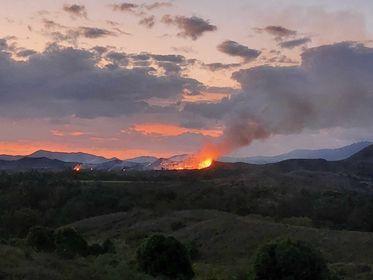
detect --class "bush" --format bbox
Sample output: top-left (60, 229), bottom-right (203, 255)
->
top-left (102, 238), bottom-right (115, 254)
top-left (249, 238), bottom-right (331, 280)
top-left (2, 208), bottom-right (41, 237)
top-left (184, 240), bottom-right (200, 260)
top-left (88, 243), bottom-right (105, 256)
top-left (87, 239), bottom-right (115, 256)
top-left (137, 234), bottom-right (194, 279)
top-left (26, 226), bottom-right (55, 252)
top-left (54, 227), bottom-right (88, 258)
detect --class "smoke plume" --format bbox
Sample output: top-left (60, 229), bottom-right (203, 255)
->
top-left (187, 42), bottom-right (373, 159)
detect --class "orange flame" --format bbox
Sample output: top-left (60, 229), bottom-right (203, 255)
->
top-left (162, 145), bottom-right (218, 170)
top-left (73, 164), bottom-right (82, 172)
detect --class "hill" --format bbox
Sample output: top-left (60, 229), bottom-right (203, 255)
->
top-left (0, 157), bottom-right (76, 171)
top-left (1, 147), bottom-right (373, 279)
top-left (29, 150), bottom-right (114, 164)
top-left (222, 141), bottom-right (372, 164)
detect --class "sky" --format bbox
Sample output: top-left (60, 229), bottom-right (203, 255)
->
top-left (1, 0), bottom-right (373, 159)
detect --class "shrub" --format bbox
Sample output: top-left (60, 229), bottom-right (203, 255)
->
top-left (88, 243), bottom-right (105, 256)
top-left (137, 234), bottom-right (194, 279)
top-left (184, 240), bottom-right (200, 260)
top-left (87, 239), bottom-right (115, 256)
top-left (249, 238), bottom-right (331, 280)
top-left (2, 208), bottom-right (41, 237)
top-left (54, 227), bottom-right (88, 258)
top-left (102, 238), bottom-right (115, 254)
top-left (26, 226), bottom-right (55, 252)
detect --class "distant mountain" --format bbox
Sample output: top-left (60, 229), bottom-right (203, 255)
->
top-left (0, 157), bottom-right (76, 172)
top-left (92, 159), bottom-right (146, 171)
top-left (0, 155), bottom-right (23, 161)
top-left (221, 141), bottom-right (372, 164)
top-left (29, 150), bottom-right (114, 164)
top-left (124, 156), bottom-right (158, 164)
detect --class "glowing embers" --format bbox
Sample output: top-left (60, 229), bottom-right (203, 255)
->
top-left (73, 164), bottom-right (82, 172)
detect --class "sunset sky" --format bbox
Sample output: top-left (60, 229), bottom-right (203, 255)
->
top-left (1, 0), bottom-right (373, 159)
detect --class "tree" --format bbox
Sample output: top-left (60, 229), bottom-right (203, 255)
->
top-left (26, 226), bottom-right (55, 252)
top-left (137, 234), bottom-right (194, 279)
top-left (250, 238), bottom-right (331, 280)
top-left (2, 208), bottom-right (41, 237)
top-left (54, 227), bottom-right (88, 258)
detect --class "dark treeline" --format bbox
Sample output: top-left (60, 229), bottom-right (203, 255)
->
top-left (1, 171), bottom-right (373, 239)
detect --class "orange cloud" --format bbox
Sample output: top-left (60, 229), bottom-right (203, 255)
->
top-left (50, 130), bottom-right (86, 137)
top-left (131, 123), bottom-right (222, 138)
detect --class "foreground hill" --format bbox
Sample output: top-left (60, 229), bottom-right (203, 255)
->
top-left (1, 145), bottom-right (373, 279)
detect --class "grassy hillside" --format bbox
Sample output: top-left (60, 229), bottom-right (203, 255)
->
top-left (1, 147), bottom-right (373, 279)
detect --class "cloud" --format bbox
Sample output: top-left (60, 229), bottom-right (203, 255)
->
top-left (217, 40), bottom-right (261, 62)
top-left (184, 42), bottom-right (373, 156)
top-left (63, 4), bottom-right (87, 18)
top-left (77, 27), bottom-right (115, 38)
top-left (139, 15), bottom-right (156, 28)
top-left (0, 44), bottom-right (204, 119)
top-left (202, 62), bottom-right (241, 71)
top-left (144, 2), bottom-right (172, 10)
top-left (41, 20), bottom-right (118, 44)
top-left (255, 25), bottom-right (297, 40)
top-left (111, 2), bottom-right (138, 13)
top-left (16, 49), bottom-right (37, 57)
top-left (0, 38), bottom-right (9, 51)
top-left (161, 15), bottom-right (217, 40)
top-left (150, 54), bottom-right (186, 63)
top-left (279, 37), bottom-right (311, 49)
top-left (105, 51), bottom-right (129, 66)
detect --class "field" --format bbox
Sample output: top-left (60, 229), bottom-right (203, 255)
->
top-left (1, 147), bottom-right (373, 279)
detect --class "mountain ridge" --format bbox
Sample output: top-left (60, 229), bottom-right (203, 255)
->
top-left (221, 141), bottom-right (372, 164)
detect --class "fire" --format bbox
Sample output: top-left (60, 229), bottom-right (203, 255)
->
top-left (198, 158), bottom-right (213, 169)
top-left (73, 164), bottom-right (82, 172)
top-left (161, 150), bottom-right (216, 170)
top-left (166, 156), bottom-right (213, 170)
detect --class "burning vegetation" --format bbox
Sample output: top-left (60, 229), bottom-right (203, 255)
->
top-left (160, 121), bottom-right (269, 170)
top-left (73, 164), bottom-right (82, 172)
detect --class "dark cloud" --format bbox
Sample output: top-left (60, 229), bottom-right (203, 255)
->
top-left (78, 27), bottom-right (115, 38)
top-left (16, 49), bottom-right (37, 57)
top-left (279, 37), bottom-right (311, 49)
top-left (91, 46), bottom-right (109, 54)
top-left (217, 40), bottom-right (261, 62)
top-left (185, 42), bottom-right (373, 155)
top-left (105, 51), bottom-right (129, 66)
top-left (130, 53), bottom-right (151, 61)
top-left (42, 20), bottom-right (118, 44)
top-left (255, 25), bottom-right (297, 40)
top-left (0, 44), bottom-right (204, 119)
top-left (150, 54), bottom-right (185, 63)
top-left (63, 4), bottom-right (87, 18)
top-left (111, 3), bottom-right (138, 13)
top-left (42, 19), bottom-right (65, 30)
top-left (157, 61), bottom-right (182, 75)
top-left (139, 15), bottom-right (156, 28)
top-left (144, 2), bottom-right (172, 10)
top-left (161, 15), bottom-right (217, 40)
top-left (0, 38), bottom-right (8, 51)
top-left (202, 62), bottom-right (241, 71)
